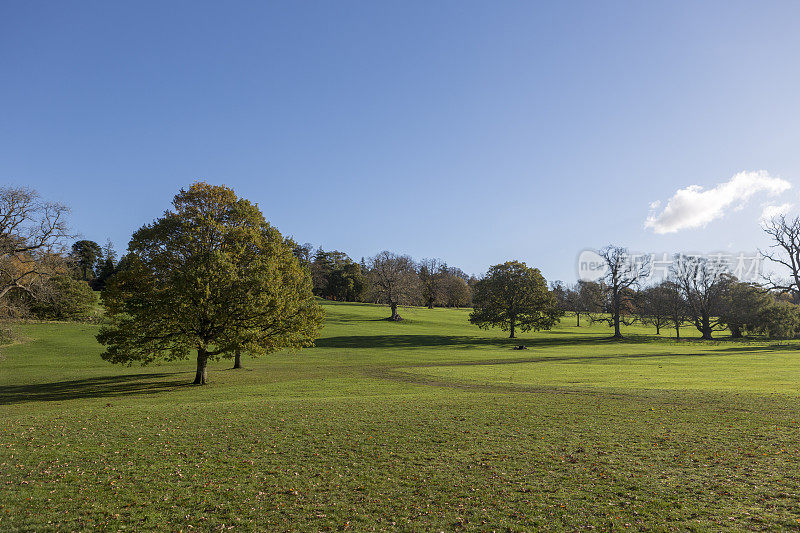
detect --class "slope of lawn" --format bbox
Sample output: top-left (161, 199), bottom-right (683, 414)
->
top-left (402, 341), bottom-right (800, 395)
top-left (1, 301), bottom-right (800, 531)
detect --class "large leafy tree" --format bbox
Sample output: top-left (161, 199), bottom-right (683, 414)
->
top-left (315, 250), bottom-right (365, 301)
top-left (309, 249), bottom-right (364, 301)
top-left (754, 300), bottom-right (800, 339)
top-left (97, 182), bottom-right (323, 385)
top-left (718, 276), bottom-right (771, 338)
top-left (326, 262), bottom-right (364, 302)
top-left (442, 272), bottom-right (471, 307)
top-left (469, 261), bottom-right (562, 339)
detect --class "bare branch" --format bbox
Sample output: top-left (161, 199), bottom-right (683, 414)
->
top-left (0, 187), bottom-right (72, 307)
top-left (760, 215), bottom-right (800, 303)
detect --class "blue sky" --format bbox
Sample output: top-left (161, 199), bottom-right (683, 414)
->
top-left (2, 1), bottom-right (799, 282)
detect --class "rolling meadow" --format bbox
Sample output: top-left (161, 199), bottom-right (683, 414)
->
top-left (2, 301), bottom-right (800, 531)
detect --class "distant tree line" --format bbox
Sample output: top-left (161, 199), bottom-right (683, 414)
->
top-left (4, 182), bottom-right (800, 359)
top-left (291, 246), bottom-right (476, 319)
top-left (552, 242), bottom-right (800, 340)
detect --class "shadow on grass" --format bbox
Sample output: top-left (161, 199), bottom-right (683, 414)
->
top-left (714, 343), bottom-right (800, 353)
top-left (367, 351), bottom-right (750, 392)
top-left (315, 334), bottom-right (654, 349)
top-left (0, 372), bottom-right (189, 405)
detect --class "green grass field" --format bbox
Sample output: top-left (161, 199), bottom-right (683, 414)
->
top-left (2, 301), bottom-right (800, 531)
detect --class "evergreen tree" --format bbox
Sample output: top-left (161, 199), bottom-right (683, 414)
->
top-left (71, 240), bottom-right (102, 281)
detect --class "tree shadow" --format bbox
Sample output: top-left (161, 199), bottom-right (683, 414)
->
top-left (397, 350), bottom-right (727, 369)
top-left (314, 334), bottom-right (650, 350)
top-left (0, 372), bottom-right (190, 405)
top-left (714, 343), bottom-right (800, 353)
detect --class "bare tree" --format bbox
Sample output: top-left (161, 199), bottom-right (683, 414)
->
top-left (367, 251), bottom-right (419, 320)
top-left (552, 280), bottom-right (602, 327)
top-left (670, 254), bottom-right (727, 340)
top-left (574, 280), bottom-right (604, 327)
top-left (761, 215), bottom-right (800, 303)
top-left (0, 187), bottom-right (71, 304)
top-left (660, 280), bottom-right (691, 339)
top-left (598, 245), bottom-right (651, 338)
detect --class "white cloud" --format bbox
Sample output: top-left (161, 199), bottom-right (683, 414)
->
top-left (645, 170), bottom-right (792, 234)
top-left (760, 202), bottom-right (793, 222)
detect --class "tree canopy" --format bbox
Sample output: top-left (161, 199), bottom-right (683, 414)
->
top-left (718, 276), bottom-right (771, 338)
top-left (310, 249), bottom-right (364, 301)
top-left (92, 240), bottom-right (118, 291)
top-left (97, 182), bottom-right (323, 384)
top-left (469, 261), bottom-right (561, 338)
top-left (418, 258), bottom-right (446, 309)
top-left (635, 284), bottom-right (674, 335)
top-left (29, 274), bottom-right (97, 321)
top-left (71, 240), bottom-right (102, 281)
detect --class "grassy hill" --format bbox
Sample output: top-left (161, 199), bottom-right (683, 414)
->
top-left (1, 301), bottom-right (800, 530)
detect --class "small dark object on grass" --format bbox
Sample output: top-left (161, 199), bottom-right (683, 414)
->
top-left (513, 345), bottom-right (527, 350)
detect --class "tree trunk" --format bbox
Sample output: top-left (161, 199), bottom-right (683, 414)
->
top-left (390, 302), bottom-right (401, 321)
top-left (509, 318), bottom-right (516, 339)
top-left (233, 348), bottom-right (242, 369)
top-left (193, 349), bottom-right (209, 385)
top-left (729, 324), bottom-right (742, 338)
top-left (612, 293), bottom-right (622, 338)
top-left (701, 314), bottom-right (713, 340)
top-left (655, 322), bottom-right (660, 335)
top-left (576, 313), bottom-right (580, 327)
top-left (675, 321), bottom-right (680, 340)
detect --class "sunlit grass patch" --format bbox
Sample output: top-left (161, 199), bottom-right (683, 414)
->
top-left (1, 301), bottom-right (800, 530)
